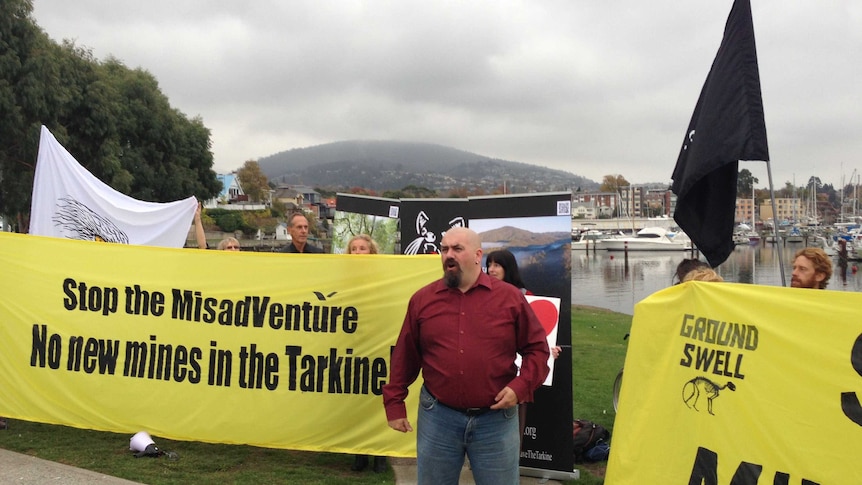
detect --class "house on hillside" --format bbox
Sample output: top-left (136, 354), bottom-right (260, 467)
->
top-left (322, 197), bottom-right (336, 220)
top-left (203, 173), bottom-right (246, 208)
top-left (272, 185), bottom-right (304, 211)
top-left (573, 202), bottom-right (599, 219)
top-left (274, 222), bottom-right (290, 241)
top-left (273, 184), bottom-right (327, 219)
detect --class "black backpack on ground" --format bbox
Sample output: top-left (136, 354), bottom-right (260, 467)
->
top-left (572, 419), bottom-right (611, 463)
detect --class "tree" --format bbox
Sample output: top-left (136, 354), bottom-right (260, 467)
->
top-left (347, 187), bottom-right (378, 197)
top-left (0, 1), bottom-right (221, 230)
top-left (808, 176), bottom-right (822, 192)
top-left (737, 169), bottom-right (758, 195)
top-left (779, 181), bottom-right (796, 198)
top-left (0, 0), bottom-right (60, 227)
top-left (236, 160), bottom-right (270, 203)
top-left (304, 211), bottom-right (322, 238)
top-left (208, 209), bottom-right (245, 233)
top-left (314, 187), bottom-right (337, 199)
top-left (240, 210), bottom-right (278, 236)
top-left (330, 212), bottom-right (398, 253)
top-left (382, 185), bottom-right (438, 199)
top-left (599, 175), bottom-right (630, 193)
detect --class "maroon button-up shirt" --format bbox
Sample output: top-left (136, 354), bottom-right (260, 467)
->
top-left (383, 272), bottom-right (551, 421)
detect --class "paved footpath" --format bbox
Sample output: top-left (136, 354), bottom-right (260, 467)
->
top-left (0, 448), bottom-right (562, 485)
top-left (390, 457), bottom-right (564, 485)
top-left (0, 448), bottom-right (143, 485)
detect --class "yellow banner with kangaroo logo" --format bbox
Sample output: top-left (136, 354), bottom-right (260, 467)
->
top-left (606, 281), bottom-right (862, 484)
top-left (0, 232), bottom-right (439, 457)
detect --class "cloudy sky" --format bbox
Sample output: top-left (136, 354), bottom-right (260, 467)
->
top-left (31, 1), bottom-right (862, 189)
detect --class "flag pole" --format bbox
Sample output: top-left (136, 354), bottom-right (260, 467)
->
top-left (764, 159), bottom-right (787, 285)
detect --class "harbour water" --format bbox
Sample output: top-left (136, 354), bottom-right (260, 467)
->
top-left (571, 243), bottom-right (862, 315)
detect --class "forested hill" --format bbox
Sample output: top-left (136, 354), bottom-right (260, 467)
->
top-left (257, 140), bottom-right (598, 193)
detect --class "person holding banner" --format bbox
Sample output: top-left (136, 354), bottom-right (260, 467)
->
top-left (384, 227), bottom-right (550, 485)
top-left (345, 233), bottom-right (387, 473)
top-left (791, 247), bottom-right (832, 289)
top-left (346, 234), bottom-right (379, 255)
top-left (682, 267), bottom-right (724, 283)
top-left (279, 212), bottom-right (324, 253)
top-left (485, 249), bottom-right (561, 451)
top-left (674, 258), bottom-right (710, 285)
top-left (193, 203), bottom-right (240, 251)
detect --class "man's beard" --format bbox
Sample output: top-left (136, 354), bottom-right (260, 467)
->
top-left (791, 277), bottom-right (813, 289)
top-left (443, 259), bottom-right (462, 288)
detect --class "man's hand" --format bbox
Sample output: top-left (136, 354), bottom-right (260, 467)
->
top-left (388, 418), bottom-right (414, 433)
top-left (490, 386), bottom-right (519, 409)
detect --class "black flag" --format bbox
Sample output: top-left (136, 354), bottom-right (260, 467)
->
top-left (671, 0), bottom-right (769, 268)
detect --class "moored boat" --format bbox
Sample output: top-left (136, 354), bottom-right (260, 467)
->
top-left (572, 229), bottom-right (622, 250)
top-left (733, 232), bottom-right (751, 245)
top-left (598, 227), bottom-right (693, 251)
top-left (784, 227), bottom-right (804, 243)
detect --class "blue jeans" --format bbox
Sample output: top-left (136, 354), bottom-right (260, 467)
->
top-left (417, 385), bottom-right (519, 485)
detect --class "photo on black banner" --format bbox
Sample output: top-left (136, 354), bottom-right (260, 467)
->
top-left (332, 194), bottom-right (400, 254)
top-left (470, 214), bottom-right (571, 384)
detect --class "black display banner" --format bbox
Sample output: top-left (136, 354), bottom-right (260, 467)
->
top-left (468, 192), bottom-right (576, 480)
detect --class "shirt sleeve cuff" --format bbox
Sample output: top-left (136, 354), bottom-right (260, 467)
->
top-left (385, 403), bottom-right (408, 422)
top-left (508, 379), bottom-right (533, 404)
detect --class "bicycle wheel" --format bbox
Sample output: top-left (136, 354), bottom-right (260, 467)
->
top-left (612, 368), bottom-right (623, 412)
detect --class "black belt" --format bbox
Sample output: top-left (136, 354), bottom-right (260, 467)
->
top-left (427, 387), bottom-right (492, 416)
top-left (441, 403), bottom-right (492, 416)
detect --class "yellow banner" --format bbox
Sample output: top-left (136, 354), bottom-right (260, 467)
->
top-left (606, 281), bottom-right (862, 484)
top-left (0, 232), bottom-right (439, 457)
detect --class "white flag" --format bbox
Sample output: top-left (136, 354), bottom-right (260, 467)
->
top-left (29, 125), bottom-right (197, 247)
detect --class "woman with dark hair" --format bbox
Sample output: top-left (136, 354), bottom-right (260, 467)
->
top-left (485, 249), bottom-right (531, 295)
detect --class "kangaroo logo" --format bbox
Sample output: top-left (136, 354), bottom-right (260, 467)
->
top-left (682, 377), bottom-right (736, 415)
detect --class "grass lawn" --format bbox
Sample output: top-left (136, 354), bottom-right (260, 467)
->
top-left (0, 305), bottom-right (631, 484)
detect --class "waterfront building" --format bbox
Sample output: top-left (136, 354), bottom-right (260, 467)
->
top-left (574, 187), bottom-right (675, 220)
top-left (735, 197), bottom-right (757, 225)
top-left (572, 192), bottom-right (618, 218)
top-left (759, 198), bottom-right (803, 224)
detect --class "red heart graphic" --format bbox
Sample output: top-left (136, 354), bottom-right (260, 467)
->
top-left (529, 299), bottom-right (559, 337)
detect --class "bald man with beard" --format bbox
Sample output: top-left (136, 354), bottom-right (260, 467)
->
top-left (383, 227), bottom-right (550, 485)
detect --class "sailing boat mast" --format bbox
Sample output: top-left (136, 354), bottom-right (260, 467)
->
top-left (792, 174), bottom-right (797, 223)
top-left (752, 184), bottom-right (755, 228)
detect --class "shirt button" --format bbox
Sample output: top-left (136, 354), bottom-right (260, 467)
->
top-left (460, 349), bottom-right (464, 354)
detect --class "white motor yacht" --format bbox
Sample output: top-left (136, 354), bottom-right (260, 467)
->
top-left (572, 229), bottom-right (622, 250)
top-left (598, 227), bottom-right (693, 251)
